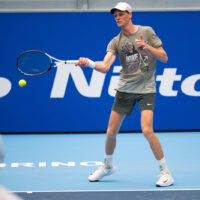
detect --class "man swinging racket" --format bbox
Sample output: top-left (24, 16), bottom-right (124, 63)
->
top-left (76, 2), bottom-right (174, 187)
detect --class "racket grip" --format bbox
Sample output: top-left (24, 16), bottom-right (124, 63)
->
top-left (66, 60), bottom-right (78, 64)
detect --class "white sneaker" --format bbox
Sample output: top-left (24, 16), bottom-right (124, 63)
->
top-left (88, 165), bottom-right (116, 182)
top-left (156, 171), bottom-right (174, 187)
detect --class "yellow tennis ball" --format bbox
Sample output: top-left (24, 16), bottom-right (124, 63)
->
top-left (18, 79), bottom-right (26, 87)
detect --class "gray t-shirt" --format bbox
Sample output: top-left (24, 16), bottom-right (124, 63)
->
top-left (107, 25), bottom-right (162, 94)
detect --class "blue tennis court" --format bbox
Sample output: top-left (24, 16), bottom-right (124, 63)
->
top-left (1, 132), bottom-right (200, 199)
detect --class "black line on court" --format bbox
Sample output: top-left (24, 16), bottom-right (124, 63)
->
top-left (16, 190), bottom-right (200, 200)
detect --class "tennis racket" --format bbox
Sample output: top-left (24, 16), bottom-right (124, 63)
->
top-left (16, 50), bottom-right (78, 76)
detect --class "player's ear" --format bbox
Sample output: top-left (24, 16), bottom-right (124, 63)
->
top-left (129, 12), bottom-right (132, 19)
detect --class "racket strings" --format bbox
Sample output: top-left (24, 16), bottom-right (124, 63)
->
top-left (17, 51), bottom-right (52, 76)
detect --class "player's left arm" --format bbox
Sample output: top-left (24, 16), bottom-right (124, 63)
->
top-left (136, 35), bottom-right (168, 63)
top-left (144, 45), bottom-right (168, 63)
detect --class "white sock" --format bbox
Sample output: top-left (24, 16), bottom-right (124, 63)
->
top-left (104, 154), bottom-right (113, 168)
top-left (158, 157), bottom-right (169, 172)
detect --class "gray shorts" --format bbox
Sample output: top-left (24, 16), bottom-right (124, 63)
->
top-left (112, 91), bottom-right (155, 116)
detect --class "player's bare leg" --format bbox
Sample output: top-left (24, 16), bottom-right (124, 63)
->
top-left (141, 110), bottom-right (174, 187)
top-left (141, 110), bottom-right (163, 160)
top-left (88, 111), bottom-right (125, 182)
top-left (105, 110), bottom-right (125, 155)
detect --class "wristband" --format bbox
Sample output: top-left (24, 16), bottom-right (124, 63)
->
top-left (87, 59), bottom-right (95, 69)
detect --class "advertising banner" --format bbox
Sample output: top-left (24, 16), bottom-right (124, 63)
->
top-left (0, 11), bottom-right (199, 132)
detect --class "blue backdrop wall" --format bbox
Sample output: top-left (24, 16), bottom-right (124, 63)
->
top-left (0, 11), bottom-right (200, 133)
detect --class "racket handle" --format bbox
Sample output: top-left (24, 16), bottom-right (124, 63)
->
top-left (65, 60), bottom-right (78, 64)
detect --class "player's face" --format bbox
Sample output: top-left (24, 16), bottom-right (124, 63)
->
top-left (114, 10), bottom-right (132, 28)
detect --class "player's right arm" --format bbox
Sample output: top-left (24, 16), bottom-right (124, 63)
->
top-left (75, 52), bottom-right (116, 73)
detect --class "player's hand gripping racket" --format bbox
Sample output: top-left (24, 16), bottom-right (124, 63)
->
top-left (16, 50), bottom-right (78, 76)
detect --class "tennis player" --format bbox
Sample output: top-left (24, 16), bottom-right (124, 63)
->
top-left (76, 2), bottom-right (174, 187)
